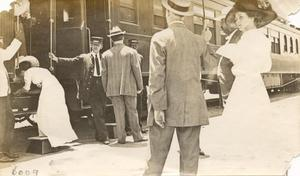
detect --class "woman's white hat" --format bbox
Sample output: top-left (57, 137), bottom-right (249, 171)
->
top-left (18, 55), bottom-right (40, 67)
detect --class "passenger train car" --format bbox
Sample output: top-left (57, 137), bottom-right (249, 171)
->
top-left (1, 0), bottom-right (300, 121)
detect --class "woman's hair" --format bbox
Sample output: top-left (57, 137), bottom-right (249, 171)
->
top-left (243, 10), bottom-right (264, 28)
top-left (15, 61), bottom-right (31, 76)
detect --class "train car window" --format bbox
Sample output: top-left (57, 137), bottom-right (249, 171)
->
top-left (56, 0), bottom-right (82, 28)
top-left (270, 30), bottom-right (280, 54)
top-left (153, 0), bottom-right (166, 28)
top-left (120, 0), bottom-right (138, 24)
top-left (296, 39), bottom-right (299, 54)
top-left (271, 37), bottom-right (280, 54)
top-left (290, 37), bottom-right (294, 53)
top-left (284, 35), bottom-right (288, 52)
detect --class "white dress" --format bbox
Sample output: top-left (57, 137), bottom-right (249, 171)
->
top-left (216, 29), bottom-right (276, 153)
top-left (24, 67), bottom-right (78, 147)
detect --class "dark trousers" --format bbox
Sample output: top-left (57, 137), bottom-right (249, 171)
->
top-left (144, 124), bottom-right (201, 176)
top-left (110, 95), bottom-right (143, 143)
top-left (0, 96), bottom-right (15, 153)
top-left (90, 77), bottom-right (108, 141)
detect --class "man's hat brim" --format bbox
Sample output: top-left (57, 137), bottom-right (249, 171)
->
top-left (107, 31), bottom-right (126, 37)
top-left (162, 0), bottom-right (193, 16)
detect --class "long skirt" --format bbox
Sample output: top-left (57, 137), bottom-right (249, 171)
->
top-left (36, 84), bottom-right (78, 147)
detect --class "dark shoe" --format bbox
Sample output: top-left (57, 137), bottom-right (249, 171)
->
top-left (5, 152), bottom-right (19, 159)
top-left (0, 155), bottom-right (15, 162)
top-left (141, 129), bottom-right (148, 134)
top-left (103, 140), bottom-right (110, 145)
top-left (126, 131), bottom-right (132, 136)
top-left (118, 140), bottom-right (126, 144)
top-left (199, 151), bottom-right (210, 158)
top-left (134, 138), bottom-right (148, 143)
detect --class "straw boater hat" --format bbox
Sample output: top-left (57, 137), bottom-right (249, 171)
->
top-left (162, 0), bottom-right (193, 16)
top-left (18, 56), bottom-right (40, 67)
top-left (225, 0), bottom-right (277, 28)
top-left (107, 26), bottom-right (126, 37)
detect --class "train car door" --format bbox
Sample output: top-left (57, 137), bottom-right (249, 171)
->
top-left (86, 0), bottom-right (110, 50)
top-left (55, 0), bottom-right (90, 112)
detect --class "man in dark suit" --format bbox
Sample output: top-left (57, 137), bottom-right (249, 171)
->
top-left (49, 37), bottom-right (109, 145)
top-left (218, 18), bottom-right (243, 104)
top-left (101, 26), bottom-right (147, 144)
top-left (144, 0), bottom-right (209, 175)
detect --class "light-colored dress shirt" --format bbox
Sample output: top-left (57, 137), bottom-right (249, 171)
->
top-left (91, 52), bottom-right (102, 77)
top-left (0, 39), bottom-right (21, 97)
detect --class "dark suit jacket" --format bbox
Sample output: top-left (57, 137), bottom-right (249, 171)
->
top-left (218, 30), bottom-right (243, 99)
top-left (57, 52), bottom-right (96, 102)
top-left (101, 43), bottom-right (143, 97)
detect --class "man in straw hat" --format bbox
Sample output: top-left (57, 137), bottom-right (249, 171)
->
top-left (144, 0), bottom-right (209, 175)
top-left (49, 36), bottom-right (110, 145)
top-left (102, 26), bottom-right (147, 144)
top-left (0, 36), bottom-right (22, 162)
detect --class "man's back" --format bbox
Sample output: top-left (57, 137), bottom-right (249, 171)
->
top-left (149, 22), bottom-right (209, 127)
top-left (102, 44), bottom-right (143, 97)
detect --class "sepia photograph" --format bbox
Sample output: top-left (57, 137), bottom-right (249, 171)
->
top-left (0, 0), bottom-right (300, 175)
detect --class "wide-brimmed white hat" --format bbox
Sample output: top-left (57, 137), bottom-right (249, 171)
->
top-left (162, 0), bottom-right (193, 16)
top-left (18, 55), bottom-right (40, 67)
top-left (107, 26), bottom-right (126, 37)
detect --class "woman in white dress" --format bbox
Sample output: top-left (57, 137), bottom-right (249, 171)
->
top-left (15, 56), bottom-right (78, 147)
top-left (215, 0), bottom-right (277, 153)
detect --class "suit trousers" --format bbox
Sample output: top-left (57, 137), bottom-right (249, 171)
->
top-left (110, 95), bottom-right (143, 143)
top-left (89, 77), bottom-right (109, 141)
top-left (144, 123), bottom-right (201, 176)
top-left (0, 96), bottom-right (15, 153)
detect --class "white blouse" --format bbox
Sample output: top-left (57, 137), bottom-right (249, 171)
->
top-left (216, 29), bottom-right (272, 76)
top-left (23, 67), bottom-right (57, 91)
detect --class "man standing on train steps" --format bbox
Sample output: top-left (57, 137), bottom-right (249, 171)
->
top-left (143, 0), bottom-right (209, 175)
top-left (49, 36), bottom-right (110, 145)
top-left (101, 26), bottom-right (147, 144)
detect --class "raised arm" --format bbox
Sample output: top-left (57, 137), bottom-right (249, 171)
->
top-left (0, 39), bottom-right (22, 61)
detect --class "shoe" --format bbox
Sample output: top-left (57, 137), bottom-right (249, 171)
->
top-left (126, 131), bottom-right (132, 136)
top-left (118, 140), bottom-right (126, 144)
top-left (103, 140), bottom-right (110, 145)
top-left (5, 152), bottom-right (19, 159)
top-left (141, 129), bottom-right (148, 134)
top-left (0, 155), bottom-right (15, 162)
top-left (134, 138), bottom-right (148, 142)
top-left (199, 151), bottom-right (210, 158)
